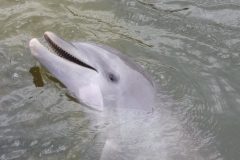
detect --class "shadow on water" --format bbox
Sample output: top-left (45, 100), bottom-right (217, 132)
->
top-left (29, 66), bottom-right (80, 105)
top-left (29, 66), bottom-right (45, 87)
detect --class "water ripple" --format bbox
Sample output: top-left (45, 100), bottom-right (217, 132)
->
top-left (0, 0), bottom-right (240, 159)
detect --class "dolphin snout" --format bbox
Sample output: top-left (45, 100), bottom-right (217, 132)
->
top-left (29, 38), bottom-right (40, 57)
top-left (29, 38), bottom-right (38, 47)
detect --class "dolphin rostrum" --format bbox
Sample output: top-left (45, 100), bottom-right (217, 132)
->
top-left (29, 32), bottom-right (155, 112)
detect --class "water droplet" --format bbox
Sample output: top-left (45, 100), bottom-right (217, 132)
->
top-left (30, 140), bottom-right (38, 146)
top-left (12, 140), bottom-right (20, 147)
top-left (41, 141), bottom-right (51, 147)
top-left (12, 73), bottom-right (19, 79)
top-left (232, 52), bottom-right (239, 57)
top-left (160, 75), bottom-right (164, 79)
top-left (221, 54), bottom-right (229, 59)
top-left (57, 145), bottom-right (66, 152)
top-left (129, 1), bottom-right (136, 7)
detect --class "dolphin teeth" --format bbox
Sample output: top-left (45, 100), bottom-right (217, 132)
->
top-left (44, 34), bottom-right (97, 72)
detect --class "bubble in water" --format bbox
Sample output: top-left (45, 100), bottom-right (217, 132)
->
top-left (12, 73), bottom-right (19, 79)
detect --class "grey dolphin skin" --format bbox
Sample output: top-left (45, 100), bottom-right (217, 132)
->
top-left (29, 32), bottom-right (155, 112)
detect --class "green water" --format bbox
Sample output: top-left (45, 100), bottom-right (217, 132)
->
top-left (1, 0), bottom-right (240, 159)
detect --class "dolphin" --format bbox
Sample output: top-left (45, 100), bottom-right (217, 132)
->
top-left (29, 31), bottom-right (155, 112)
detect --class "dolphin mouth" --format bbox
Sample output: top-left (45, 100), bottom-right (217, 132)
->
top-left (43, 32), bottom-right (97, 72)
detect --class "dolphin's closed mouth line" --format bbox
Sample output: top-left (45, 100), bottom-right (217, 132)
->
top-left (44, 34), bottom-right (97, 72)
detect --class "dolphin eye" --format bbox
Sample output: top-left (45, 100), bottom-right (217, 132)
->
top-left (108, 73), bottom-right (118, 83)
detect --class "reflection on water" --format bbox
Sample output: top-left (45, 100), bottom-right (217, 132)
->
top-left (1, 0), bottom-right (240, 159)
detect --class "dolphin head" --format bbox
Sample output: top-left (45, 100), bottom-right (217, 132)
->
top-left (29, 32), bottom-right (155, 112)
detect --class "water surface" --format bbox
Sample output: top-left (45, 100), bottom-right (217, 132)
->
top-left (1, 0), bottom-right (240, 159)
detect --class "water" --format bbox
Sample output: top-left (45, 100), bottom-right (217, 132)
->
top-left (1, 0), bottom-right (240, 159)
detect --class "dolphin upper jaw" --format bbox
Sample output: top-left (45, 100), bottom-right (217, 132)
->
top-left (29, 38), bottom-right (46, 58)
top-left (31, 32), bottom-right (96, 71)
top-left (29, 38), bottom-right (95, 73)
